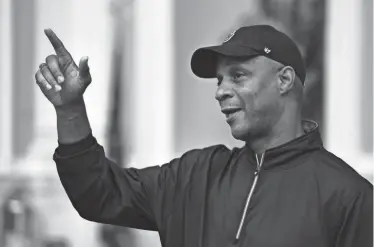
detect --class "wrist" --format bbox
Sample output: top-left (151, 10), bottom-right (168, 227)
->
top-left (55, 97), bottom-right (86, 115)
top-left (54, 98), bottom-right (92, 144)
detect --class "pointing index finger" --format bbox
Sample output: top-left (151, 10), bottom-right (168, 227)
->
top-left (44, 28), bottom-right (69, 57)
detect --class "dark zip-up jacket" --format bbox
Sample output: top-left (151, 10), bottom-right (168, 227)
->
top-left (53, 120), bottom-right (373, 247)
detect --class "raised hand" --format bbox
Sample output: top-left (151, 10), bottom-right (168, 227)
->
top-left (35, 29), bottom-right (92, 108)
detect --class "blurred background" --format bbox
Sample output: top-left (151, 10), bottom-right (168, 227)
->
top-left (0, 0), bottom-right (372, 246)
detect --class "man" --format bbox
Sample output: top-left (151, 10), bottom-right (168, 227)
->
top-left (35, 25), bottom-right (372, 247)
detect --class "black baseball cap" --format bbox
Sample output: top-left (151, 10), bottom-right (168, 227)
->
top-left (191, 25), bottom-right (306, 84)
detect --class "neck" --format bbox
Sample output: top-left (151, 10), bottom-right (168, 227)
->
top-left (246, 112), bottom-right (304, 155)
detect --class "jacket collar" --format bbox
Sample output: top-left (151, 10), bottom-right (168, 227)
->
top-left (244, 119), bottom-right (323, 170)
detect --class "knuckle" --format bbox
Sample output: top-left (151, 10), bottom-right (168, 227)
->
top-left (46, 56), bottom-right (60, 74)
top-left (40, 80), bottom-right (52, 91)
top-left (34, 70), bottom-right (40, 80)
top-left (40, 65), bottom-right (50, 74)
top-left (39, 65), bottom-right (53, 79)
top-left (36, 78), bottom-right (44, 86)
top-left (46, 54), bottom-right (57, 63)
top-left (40, 78), bottom-right (47, 84)
top-left (39, 63), bottom-right (47, 69)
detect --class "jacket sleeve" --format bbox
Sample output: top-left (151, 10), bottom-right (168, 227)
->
top-left (53, 133), bottom-right (204, 231)
top-left (334, 183), bottom-right (373, 247)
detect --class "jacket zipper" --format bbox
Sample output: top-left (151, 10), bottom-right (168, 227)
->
top-left (235, 152), bottom-right (265, 240)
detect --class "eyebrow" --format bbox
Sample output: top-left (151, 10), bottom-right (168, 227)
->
top-left (215, 67), bottom-right (251, 81)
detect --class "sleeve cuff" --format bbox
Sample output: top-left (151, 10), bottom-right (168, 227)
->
top-left (57, 133), bottom-right (96, 157)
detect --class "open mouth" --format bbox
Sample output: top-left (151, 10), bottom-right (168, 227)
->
top-left (221, 108), bottom-right (241, 119)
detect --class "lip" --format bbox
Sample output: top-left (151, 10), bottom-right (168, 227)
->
top-left (221, 108), bottom-right (241, 115)
top-left (221, 108), bottom-right (241, 122)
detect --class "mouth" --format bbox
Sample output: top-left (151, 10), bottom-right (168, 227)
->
top-left (221, 108), bottom-right (241, 119)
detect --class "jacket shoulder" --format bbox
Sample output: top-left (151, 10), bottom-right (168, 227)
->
top-left (312, 149), bottom-right (373, 202)
top-left (174, 144), bottom-right (237, 165)
top-left (168, 144), bottom-right (241, 181)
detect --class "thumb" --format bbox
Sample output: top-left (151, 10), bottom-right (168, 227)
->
top-left (78, 56), bottom-right (90, 79)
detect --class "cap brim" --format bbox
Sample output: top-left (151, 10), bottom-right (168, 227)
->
top-left (191, 44), bottom-right (259, 78)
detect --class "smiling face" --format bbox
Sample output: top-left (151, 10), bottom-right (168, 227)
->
top-left (215, 55), bottom-right (285, 141)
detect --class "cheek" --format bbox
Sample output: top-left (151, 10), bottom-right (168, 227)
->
top-left (256, 90), bottom-right (282, 121)
top-left (237, 90), bottom-right (255, 112)
top-left (237, 87), bottom-right (280, 124)
top-left (237, 89), bottom-right (261, 120)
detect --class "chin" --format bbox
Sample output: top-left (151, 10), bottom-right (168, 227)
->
top-left (230, 124), bottom-right (251, 141)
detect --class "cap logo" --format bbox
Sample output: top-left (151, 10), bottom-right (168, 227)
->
top-left (264, 47), bottom-right (271, 54)
top-left (223, 30), bottom-right (237, 43)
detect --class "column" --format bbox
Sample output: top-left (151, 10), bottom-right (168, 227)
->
top-left (0, 0), bottom-right (13, 174)
top-left (132, 0), bottom-right (175, 167)
top-left (131, 0), bottom-right (174, 246)
top-left (325, 0), bottom-right (373, 178)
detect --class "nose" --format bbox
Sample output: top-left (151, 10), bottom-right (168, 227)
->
top-left (215, 80), bottom-right (234, 102)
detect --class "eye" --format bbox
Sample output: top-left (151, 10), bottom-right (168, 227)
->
top-left (232, 71), bottom-right (245, 81)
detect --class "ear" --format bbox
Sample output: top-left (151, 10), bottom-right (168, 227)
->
top-left (277, 66), bottom-right (296, 95)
